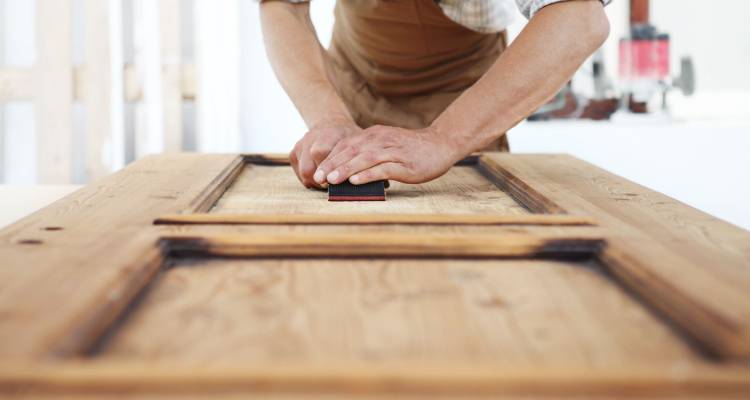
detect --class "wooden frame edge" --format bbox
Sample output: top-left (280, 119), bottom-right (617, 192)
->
top-left (184, 154), bottom-right (246, 213)
top-left (179, 153), bottom-right (573, 219)
top-left (600, 246), bottom-right (750, 360)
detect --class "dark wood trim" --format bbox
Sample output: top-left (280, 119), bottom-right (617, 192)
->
top-left (242, 153), bottom-right (290, 165)
top-left (161, 232), bottom-right (605, 259)
top-left (478, 155), bottom-right (566, 214)
top-left (154, 213), bottom-right (596, 226)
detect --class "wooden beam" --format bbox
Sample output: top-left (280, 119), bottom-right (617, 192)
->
top-left (630, 0), bottom-right (649, 25)
top-left (1, 362), bottom-right (749, 397)
top-left (83, 0), bottom-right (125, 178)
top-left (193, 0), bottom-right (241, 152)
top-left (163, 232), bottom-right (603, 259)
top-left (0, 0), bottom-right (6, 182)
top-left (34, 0), bottom-right (74, 183)
top-left (154, 213), bottom-right (597, 226)
top-left (160, 0), bottom-right (183, 152)
top-left (133, 0), bottom-right (165, 157)
top-left (1, 64), bottom-right (195, 103)
top-left (0, 68), bottom-right (32, 101)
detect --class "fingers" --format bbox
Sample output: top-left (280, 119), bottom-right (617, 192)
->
top-left (315, 144), bottom-right (358, 183)
top-left (349, 162), bottom-right (406, 184)
top-left (297, 144), bottom-right (320, 188)
top-left (325, 150), bottom-right (392, 185)
top-left (314, 134), bottom-right (374, 184)
top-left (290, 119), bottom-right (365, 189)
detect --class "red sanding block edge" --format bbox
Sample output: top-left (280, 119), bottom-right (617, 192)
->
top-left (329, 195), bottom-right (386, 201)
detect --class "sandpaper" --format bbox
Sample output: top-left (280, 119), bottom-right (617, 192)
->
top-left (328, 180), bottom-right (386, 201)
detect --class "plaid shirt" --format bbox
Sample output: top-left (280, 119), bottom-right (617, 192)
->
top-left (270, 0), bottom-right (611, 33)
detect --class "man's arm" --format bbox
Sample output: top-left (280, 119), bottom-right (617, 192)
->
top-left (260, 1), bottom-right (359, 188)
top-left (313, 0), bottom-right (610, 186)
top-left (431, 0), bottom-right (610, 152)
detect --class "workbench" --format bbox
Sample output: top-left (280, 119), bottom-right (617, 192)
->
top-left (1, 153), bottom-right (749, 398)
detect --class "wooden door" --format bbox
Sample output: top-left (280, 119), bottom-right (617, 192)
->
top-left (1, 153), bottom-right (749, 398)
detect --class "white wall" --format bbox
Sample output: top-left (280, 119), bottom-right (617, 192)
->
top-left (3, 0), bottom-right (749, 163)
top-left (239, 0), bottom-right (336, 153)
top-left (651, 0), bottom-right (750, 92)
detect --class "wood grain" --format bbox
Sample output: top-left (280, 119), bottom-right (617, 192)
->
top-left (210, 165), bottom-right (530, 215)
top-left (481, 153), bottom-right (750, 359)
top-left (159, 0), bottom-right (183, 152)
top-left (0, 154), bottom-right (237, 359)
top-left (98, 257), bottom-right (697, 368)
top-left (1, 63), bottom-right (195, 103)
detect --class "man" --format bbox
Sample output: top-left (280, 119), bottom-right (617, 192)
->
top-left (260, 0), bottom-right (610, 188)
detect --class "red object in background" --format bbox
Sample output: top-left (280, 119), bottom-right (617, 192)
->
top-left (619, 36), bottom-right (670, 81)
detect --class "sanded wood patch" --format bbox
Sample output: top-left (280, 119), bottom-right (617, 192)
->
top-left (209, 165), bottom-right (530, 215)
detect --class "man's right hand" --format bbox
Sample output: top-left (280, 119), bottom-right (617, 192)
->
top-left (261, 1), bottom-right (359, 189)
top-left (290, 117), bottom-right (362, 189)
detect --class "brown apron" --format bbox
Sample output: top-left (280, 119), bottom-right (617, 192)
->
top-left (327, 0), bottom-right (509, 151)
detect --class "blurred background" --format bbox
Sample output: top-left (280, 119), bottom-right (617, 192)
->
top-left (0, 0), bottom-right (749, 228)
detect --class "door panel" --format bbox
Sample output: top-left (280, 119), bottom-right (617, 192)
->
top-left (2, 153), bottom-right (750, 398)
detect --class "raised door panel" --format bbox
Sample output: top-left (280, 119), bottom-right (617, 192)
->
top-left (96, 257), bottom-right (698, 368)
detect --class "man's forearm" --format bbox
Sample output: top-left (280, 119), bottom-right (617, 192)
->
top-left (259, 1), bottom-right (352, 128)
top-left (431, 0), bottom-right (610, 153)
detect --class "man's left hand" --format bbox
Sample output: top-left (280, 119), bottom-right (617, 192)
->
top-left (312, 125), bottom-right (463, 186)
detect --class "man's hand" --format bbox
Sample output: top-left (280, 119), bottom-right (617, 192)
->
top-left (312, 125), bottom-right (464, 186)
top-left (290, 118), bottom-right (362, 188)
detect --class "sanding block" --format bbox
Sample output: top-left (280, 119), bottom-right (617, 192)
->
top-left (328, 180), bottom-right (386, 201)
